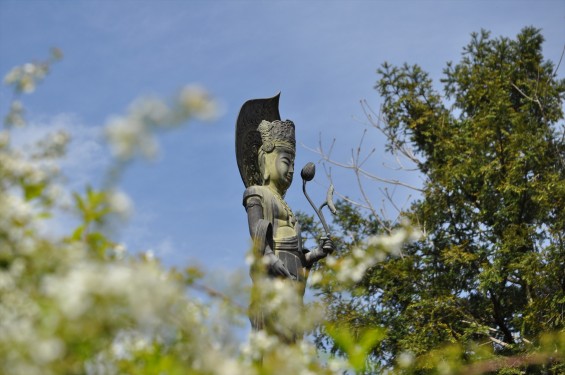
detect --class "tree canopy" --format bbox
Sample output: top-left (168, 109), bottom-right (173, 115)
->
top-left (311, 27), bottom-right (565, 373)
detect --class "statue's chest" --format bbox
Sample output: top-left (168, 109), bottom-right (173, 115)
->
top-left (270, 196), bottom-right (297, 236)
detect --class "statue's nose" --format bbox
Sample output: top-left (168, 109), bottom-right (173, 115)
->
top-left (289, 164), bottom-right (294, 173)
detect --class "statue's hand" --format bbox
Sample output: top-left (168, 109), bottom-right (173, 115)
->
top-left (305, 236), bottom-right (335, 266)
top-left (264, 252), bottom-right (293, 279)
top-left (320, 236), bottom-right (335, 255)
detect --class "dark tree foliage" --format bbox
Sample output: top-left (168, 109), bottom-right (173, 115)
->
top-left (308, 27), bottom-right (565, 373)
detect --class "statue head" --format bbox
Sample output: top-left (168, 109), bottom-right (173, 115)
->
top-left (257, 120), bottom-right (295, 194)
top-left (236, 93), bottom-right (298, 191)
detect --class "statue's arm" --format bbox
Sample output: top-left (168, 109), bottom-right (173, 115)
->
top-left (245, 196), bottom-right (266, 239)
top-left (244, 191), bottom-right (292, 279)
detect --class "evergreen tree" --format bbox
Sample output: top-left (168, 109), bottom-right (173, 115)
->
top-left (311, 27), bottom-right (565, 373)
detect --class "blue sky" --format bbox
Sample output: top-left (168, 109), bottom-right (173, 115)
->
top-left (0, 0), bottom-right (563, 275)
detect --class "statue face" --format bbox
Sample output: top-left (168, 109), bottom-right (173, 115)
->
top-left (265, 149), bottom-right (295, 193)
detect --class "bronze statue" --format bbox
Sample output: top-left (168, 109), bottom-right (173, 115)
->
top-left (236, 93), bottom-right (335, 339)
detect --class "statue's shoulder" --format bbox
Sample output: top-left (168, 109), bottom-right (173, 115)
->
top-left (243, 185), bottom-right (273, 206)
top-left (244, 185), bottom-right (270, 198)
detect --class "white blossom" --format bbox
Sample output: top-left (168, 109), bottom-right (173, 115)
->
top-left (105, 115), bottom-right (157, 160)
top-left (43, 261), bottom-right (183, 326)
top-left (179, 85), bottom-right (218, 121)
top-left (309, 271), bottom-right (322, 285)
top-left (397, 351), bottom-right (415, 368)
top-left (107, 189), bottom-right (133, 218)
top-left (332, 224), bottom-right (422, 284)
top-left (31, 338), bottom-right (65, 364)
top-left (4, 62), bottom-right (49, 94)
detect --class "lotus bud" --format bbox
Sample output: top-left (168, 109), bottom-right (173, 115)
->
top-left (301, 162), bottom-right (316, 181)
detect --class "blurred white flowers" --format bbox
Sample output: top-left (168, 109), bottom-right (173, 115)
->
top-left (178, 85), bottom-right (218, 121)
top-left (43, 260), bottom-right (183, 325)
top-left (105, 113), bottom-right (158, 160)
top-left (107, 189), bottom-right (133, 219)
top-left (105, 85), bottom-right (218, 161)
top-left (4, 62), bottom-right (48, 94)
top-left (331, 224), bottom-right (422, 284)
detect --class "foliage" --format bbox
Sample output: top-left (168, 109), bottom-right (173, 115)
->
top-left (310, 27), bottom-right (565, 373)
top-left (0, 51), bottom-right (409, 375)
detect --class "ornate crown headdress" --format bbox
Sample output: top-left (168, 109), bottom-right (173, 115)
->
top-left (236, 93), bottom-right (296, 187)
top-left (257, 119), bottom-right (295, 153)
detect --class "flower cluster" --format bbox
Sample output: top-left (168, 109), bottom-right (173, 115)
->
top-left (311, 223), bottom-right (422, 286)
top-left (3, 48), bottom-right (62, 127)
top-left (4, 62), bottom-right (49, 94)
top-left (105, 85), bottom-right (218, 161)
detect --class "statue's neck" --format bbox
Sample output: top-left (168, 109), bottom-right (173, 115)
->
top-left (267, 183), bottom-right (286, 199)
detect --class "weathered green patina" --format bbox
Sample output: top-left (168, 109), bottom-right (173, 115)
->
top-left (236, 94), bottom-right (334, 340)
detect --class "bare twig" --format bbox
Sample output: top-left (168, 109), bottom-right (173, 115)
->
top-left (302, 99), bottom-right (428, 230)
top-left (361, 99), bottom-right (424, 167)
top-left (488, 335), bottom-right (511, 348)
top-left (511, 82), bottom-right (546, 120)
top-left (552, 43), bottom-right (565, 78)
top-left (305, 141), bottom-right (424, 192)
top-left (381, 186), bottom-right (412, 218)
